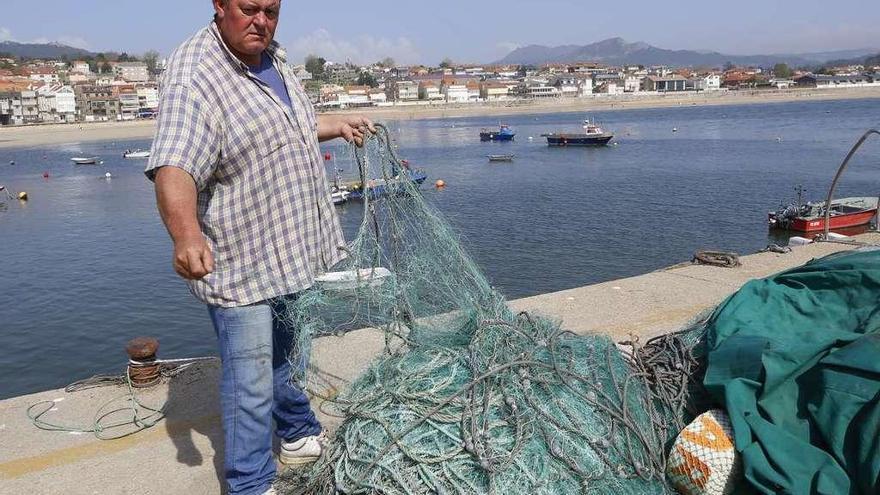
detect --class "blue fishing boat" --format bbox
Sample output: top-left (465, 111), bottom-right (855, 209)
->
top-left (480, 125), bottom-right (516, 142)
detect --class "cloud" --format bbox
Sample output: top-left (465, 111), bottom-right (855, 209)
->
top-left (285, 28), bottom-right (421, 65)
top-left (0, 27), bottom-right (90, 49)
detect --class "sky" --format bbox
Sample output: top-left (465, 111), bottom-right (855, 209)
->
top-left (0, 0), bottom-right (878, 65)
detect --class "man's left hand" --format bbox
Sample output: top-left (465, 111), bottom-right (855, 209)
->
top-left (318, 114), bottom-right (376, 146)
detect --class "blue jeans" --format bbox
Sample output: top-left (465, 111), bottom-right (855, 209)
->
top-left (208, 296), bottom-right (322, 495)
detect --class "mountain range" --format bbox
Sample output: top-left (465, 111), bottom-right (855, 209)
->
top-left (496, 38), bottom-right (879, 68)
top-left (0, 41), bottom-right (94, 60)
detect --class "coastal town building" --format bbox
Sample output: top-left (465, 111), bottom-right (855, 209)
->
top-left (19, 90), bottom-right (39, 124)
top-left (75, 85), bottom-right (120, 121)
top-left (27, 67), bottom-right (60, 85)
top-left (466, 81), bottom-right (481, 102)
top-left (418, 81), bottom-right (443, 101)
top-left (71, 61), bottom-right (91, 75)
top-left (480, 81), bottom-right (514, 101)
top-left (67, 73), bottom-right (91, 84)
top-left (442, 82), bottom-right (469, 103)
top-left (693, 74), bottom-right (721, 91)
top-left (386, 80), bottom-right (419, 101)
top-left (36, 84), bottom-right (77, 123)
top-left (137, 86), bottom-right (159, 114)
top-left (624, 76), bottom-right (642, 93)
top-left (111, 62), bottom-right (150, 82)
top-left (0, 92), bottom-right (24, 125)
top-left (795, 74), bottom-right (880, 88)
top-left (118, 88), bottom-right (140, 120)
top-left (644, 75), bottom-right (689, 92)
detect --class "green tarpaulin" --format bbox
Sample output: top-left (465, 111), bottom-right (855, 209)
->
top-left (703, 249), bottom-right (880, 494)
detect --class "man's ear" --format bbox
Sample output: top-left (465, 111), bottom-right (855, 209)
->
top-left (213, 0), bottom-right (227, 21)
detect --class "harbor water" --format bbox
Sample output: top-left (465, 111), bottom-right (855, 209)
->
top-left (1, 98), bottom-right (879, 399)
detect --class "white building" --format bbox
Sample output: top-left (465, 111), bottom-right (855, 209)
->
top-left (481, 82), bottom-right (512, 101)
top-left (389, 80), bottom-right (419, 101)
top-left (443, 84), bottom-right (469, 103)
top-left (0, 93), bottom-right (24, 125)
top-left (694, 74), bottom-right (721, 91)
top-left (68, 73), bottom-right (91, 84)
top-left (18, 90), bottom-right (39, 124)
top-left (624, 76), bottom-right (642, 93)
top-left (418, 82), bottom-right (443, 100)
top-left (552, 76), bottom-right (580, 97)
top-left (36, 84), bottom-right (76, 123)
top-left (137, 86), bottom-right (159, 111)
top-left (368, 89), bottom-right (387, 104)
top-left (112, 62), bottom-right (150, 82)
top-left (118, 90), bottom-right (140, 119)
top-left (71, 61), bottom-right (91, 75)
top-left (29, 71), bottom-right (59, 85)
top-left (466, 82), bottom-right (481, 102)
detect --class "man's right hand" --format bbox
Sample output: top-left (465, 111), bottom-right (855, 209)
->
top-left (173, 236), bottom-right (215, 280)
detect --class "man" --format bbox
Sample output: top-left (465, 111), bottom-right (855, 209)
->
top-left (145, 1), bottom-right (374, 494)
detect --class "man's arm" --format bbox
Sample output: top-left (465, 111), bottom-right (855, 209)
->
top-left (317, 114), bottom-right (376, 146)
top-left (154, 166), bottom-right (214, 280)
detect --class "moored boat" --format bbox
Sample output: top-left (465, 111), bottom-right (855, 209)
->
top-left (331, 189), bottom-right (351, 205)
top-left (71, 156), bottom-right (99, 165)
top-left (480, 125), bottom-right (516, 142)
top-left (769, 195), bottom-right (878, 232)
top-left (347, 169), bottom-right (428, 200)
top-left (542, 119), bottom-right (613, 147)
top-left (123, 149), bottom-right (151, 159)
top-left (487, 154), bottom-right (515, 162)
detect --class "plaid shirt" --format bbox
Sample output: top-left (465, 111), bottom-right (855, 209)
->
top-left (146, 23), bottom-right (345, 307)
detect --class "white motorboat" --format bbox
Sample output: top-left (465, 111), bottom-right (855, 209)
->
top-left (315, 267), bottom-right (393, 291)
top-left (71, 156), bottom-right (99, 165)
top-left (123, 149), bottom-right (151, 159)
top-left (331, 190), bottom-right (351, 205)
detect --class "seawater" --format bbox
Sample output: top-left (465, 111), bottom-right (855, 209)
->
top-left (1, 98), bottom-right (879, 398)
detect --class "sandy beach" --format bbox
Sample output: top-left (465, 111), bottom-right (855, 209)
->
top-left (1, 87), bottom-right (878, 149)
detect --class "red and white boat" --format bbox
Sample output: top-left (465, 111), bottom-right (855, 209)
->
top-left (768, 196), bottom-right (878, 232)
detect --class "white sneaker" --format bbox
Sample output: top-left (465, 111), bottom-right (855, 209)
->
top-left (279, 431), bottom-right (327, 466)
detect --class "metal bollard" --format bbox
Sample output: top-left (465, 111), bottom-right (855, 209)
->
top-left (126, 337), bottom-right (161, 388)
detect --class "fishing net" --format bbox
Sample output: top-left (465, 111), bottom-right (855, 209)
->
top-left (275, 125), bottom-right (708, 494)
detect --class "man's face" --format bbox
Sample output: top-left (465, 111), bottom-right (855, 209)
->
top-left (214, 0), bottom-right (280, 63)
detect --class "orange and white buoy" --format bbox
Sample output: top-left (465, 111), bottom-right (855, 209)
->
top-left (434, 179), bottom-right (446, 189)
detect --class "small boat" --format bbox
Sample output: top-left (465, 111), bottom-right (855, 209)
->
top-left (71, 156), bottom-right (99, 165)
top-left (315, 267), bottom-right (393, 291)
top-left (480, 125), bottom-right (516, 142)
top-left (769, 195), bottom-right (878, 232)
top-left (542, 119), bottom-right (613, 147)
top-left (347, 169), bottom-right (428, 200)
top-left (123, 149), bottom-right (151, 159)
top-left (331, 189), bottom-right (351, 205)
top-left (487, 154), bottom-right (515, 162)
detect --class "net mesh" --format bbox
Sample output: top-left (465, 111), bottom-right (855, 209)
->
top-left (276, 125), bottom-right (707, 494)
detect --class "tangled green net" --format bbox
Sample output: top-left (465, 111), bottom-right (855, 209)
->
top-left (276, 125), bottom-right (706, 494)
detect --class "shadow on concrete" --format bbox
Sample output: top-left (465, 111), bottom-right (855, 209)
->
top-left (164, 361), bottom-right (226, 493)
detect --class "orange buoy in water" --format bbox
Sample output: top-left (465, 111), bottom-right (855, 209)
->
top-left (435, 179), bottom-right (446, 189)
top-left (18, 191), bottom-right (28, 201)
top-left (324, 152), bottom-right (332, 161)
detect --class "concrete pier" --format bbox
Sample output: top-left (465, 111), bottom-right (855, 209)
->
top-left (1, 234), bottom-right (877, 495)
